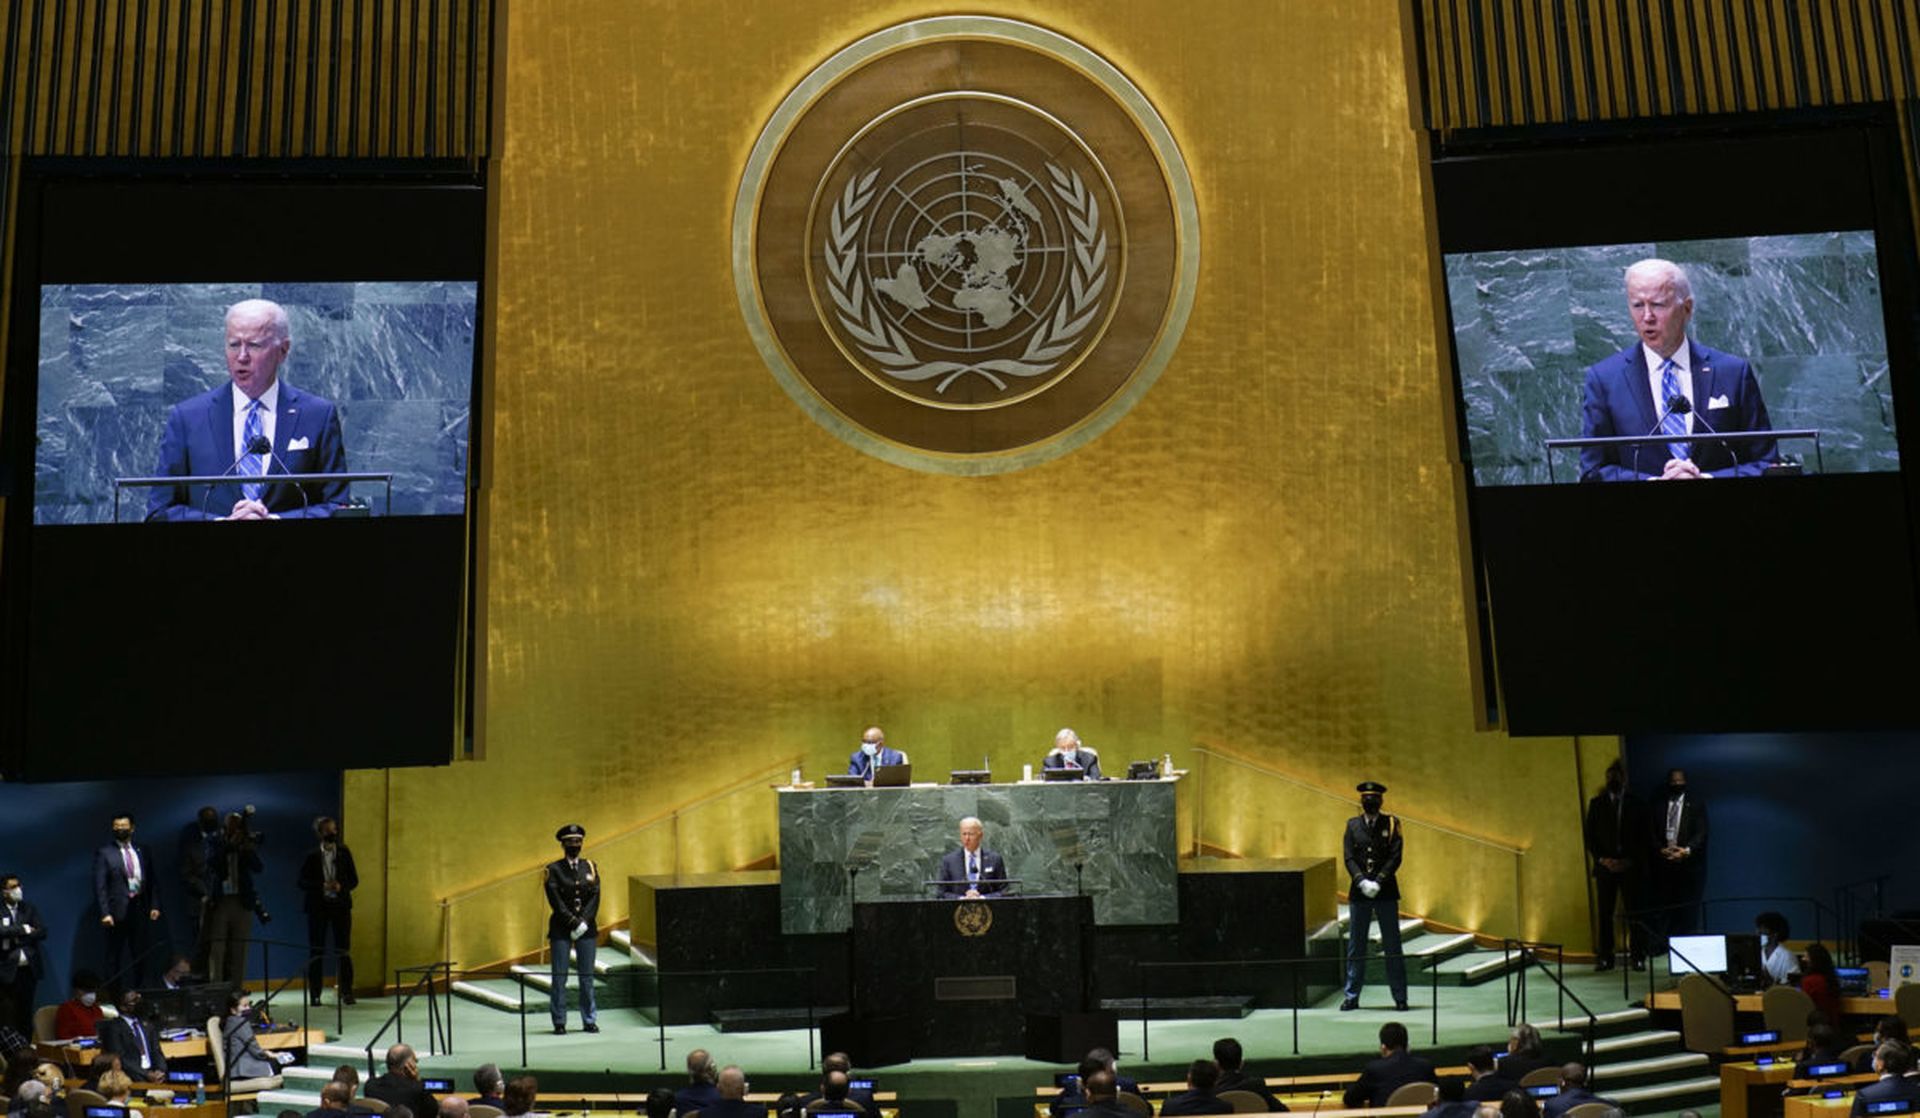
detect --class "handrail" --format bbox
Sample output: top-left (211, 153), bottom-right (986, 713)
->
top-left (1191, 746), bottom-right (1527, 854)
top-left (1505, 941), bottom-right (1599, 1068)
top-left (439, 758), bottom-right (802, 905)
top-left (363, 966), bottom-right (442, 1077)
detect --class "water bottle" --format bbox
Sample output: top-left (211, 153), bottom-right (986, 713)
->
top-left (193, 1076), bottom-right (205, 1107)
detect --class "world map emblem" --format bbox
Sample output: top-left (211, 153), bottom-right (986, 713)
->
top-left (735, 18), bottom-right (1198, 473)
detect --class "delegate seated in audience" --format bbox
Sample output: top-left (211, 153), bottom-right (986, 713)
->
top-left (471, 1065), bottom-right (507, 1111)
top-left (1541, 1064), bottom-right (1613, 1118)
top-left (1420, 1079), bottom-right (1473, 1118)
top-left (1497, 1090), bottom-right (1540, 1118)
top-left (96, 989), bottom-right (167, 1083)
top-left (806, 1071), bottom-right (863, 1116)
top-left (309, 1082), bottom-right (357, 1118)
top-left (1463, 1046), bottom-right (1518, 1103)
top-left (773, 1096), bottom-right (804, 1118)
top-left (1798, 944), bottom-right (1843, 1022)
top-left (676, 1051), bottom-right (720, 1116)
top-left (1345, 1022), bottom-right (1440, 1108)
top-left (1499, 1025), bottom-right (1551, 1083)
top-left (501, 1077), bottom-right (539, 1118)
top-left (54, 971), bottom-right (105, 1040)
top-left (644, 1089), bottom-right (675, 1118)
top-left (1856, 1019), bottom-right (1912, 1073)
top-left (223, 991), bottom-right (295, 1080)
top-left (1213, 1037), bottom-right (1285, 1112)
top-left (1755, 912), bottom-right (1795, 986)
top-left (96, 1069), bottom-right (134, 1107)
top-left (1793, 1022), bottom-right (1849, 1079)
top-left (800, 1054), bottom-right (874, 1114)
top-left (441, 1097), bottom-right (470, 1118)
top-left (700, 1068), bottom-right (761, 1118)
top-left (1852, 1043), bottom-right (1920, 1116)
top-left (28, 1065), bottom-right (62, 1105)
top-left (367, 1045), bottom-right (436, 1118)
top-left (1051, 1049), bottom-right (1144, 1117)
top-left (1161, 1059), bottom-right (1233, 1116)
top-left (0, 1053), bottom-right (40, 1101)
top-left (1076, 1072), bottom-right (1137, 1118)
top-left (6, 1081), bottom-right (49, 1118)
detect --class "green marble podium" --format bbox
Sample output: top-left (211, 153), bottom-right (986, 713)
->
top-left (777, 776), bottom-right (1181, 934)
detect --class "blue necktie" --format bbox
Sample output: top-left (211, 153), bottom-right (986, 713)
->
top-left (1659, 359), bottom-right (1689, 461)
top-left (968, 855), bottom-right (979, 883)
top-left (238, 400), bottom-right (265, 502)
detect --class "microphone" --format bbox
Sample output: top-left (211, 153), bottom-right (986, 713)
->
top-left (1672, 394), bottom-right (1740, 475)
top-left (255, 433), bottom-right (313, 517)
top-left (199, 434), bottom-right (271, 520)
top-left (1640, 395), bottom-right (1685, 480)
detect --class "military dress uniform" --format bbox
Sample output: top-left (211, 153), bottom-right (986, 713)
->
top-left (1342, 781), bottom-right (1409, 1010)
top-left (544, 824), bottom-right (601, 1033)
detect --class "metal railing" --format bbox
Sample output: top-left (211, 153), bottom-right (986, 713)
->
top-left (1501, 939), bottom-right (1599, 1067)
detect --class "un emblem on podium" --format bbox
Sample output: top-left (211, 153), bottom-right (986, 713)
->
top-left (735, 18), bottom-right (1198, 474)
top-left (953, 901), bottom-right (994, 937)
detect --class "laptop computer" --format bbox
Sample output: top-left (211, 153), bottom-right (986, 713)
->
top-left (872, 763), bottom-right (911, 787)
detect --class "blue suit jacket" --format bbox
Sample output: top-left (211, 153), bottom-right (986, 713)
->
top-left (936, 847), bottom-right (1008, 897)
top-left (94, 842), bottom-right (159, 921)
top-left (847, 746), bottom-right (907, 779)
top-left (1579, 341), bottom-right (1777, 481)
top-left (147, 381), bottom-right (348, 520)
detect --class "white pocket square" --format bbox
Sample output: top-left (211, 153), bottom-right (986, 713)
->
top-left (1707, 395), bottom-right (1730, 410)
top-left (287, 436), bottom-right (311, 451)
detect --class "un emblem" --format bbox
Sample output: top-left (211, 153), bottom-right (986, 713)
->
top-left (953, 901), bottom-right (994, 937)
top-left (735, 18), bottom-right (1197, 473)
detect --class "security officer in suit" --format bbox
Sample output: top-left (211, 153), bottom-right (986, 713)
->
top-left (543, 824), bottom-right (600, 1035)
top-left (0, 873), bottom-right (47, 1039)
top-left (1341, 781), bottom-right (1408, 1012)
top-left (1584, 760), bottom-right (1644, 971)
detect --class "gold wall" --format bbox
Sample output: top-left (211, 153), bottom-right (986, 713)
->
top-left (344, 0), bottom-right (1620, 981)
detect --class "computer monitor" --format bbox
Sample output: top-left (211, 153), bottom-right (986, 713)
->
top-left (1042, 766), bottom-right (1085, 781)
top-left (824, 774), bottom-right (867, 788)
top-left (84, 1109), bottom-right (130, 1118)
top-left (1668, 933), bottom-right (1728, 975)
top-left (1725, 933), bottom-right (1764, 987)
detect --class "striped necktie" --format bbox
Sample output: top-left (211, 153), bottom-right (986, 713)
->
top-left (1660, 359), bottom-right (1690, 461)
top-left (239, 399), bottom-right (266, 502)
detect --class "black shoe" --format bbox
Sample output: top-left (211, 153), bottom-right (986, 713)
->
top-left (1595, 959), bottom-right (1616, 972)
top-left (309, 997), bottom-right (323, 1007)
top-left (1394, 1001), bottom-right (1410, 1012)
top-left (553, 1024), bottom-right (567, 1035)
top-left (1630, 958), bottom-right (1646, 972)
top-left (583, 1022), bottom-right (600, 1033)
top-left (341, 994), bottom-right (357, 1005)
top-left (1340, 996), bottom-right (1360, 1011)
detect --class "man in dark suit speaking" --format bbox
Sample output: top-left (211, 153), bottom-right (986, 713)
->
top-left (936, 817), bottom-right (1007, 898)
top-left (1579, 259), bottom-right (1777, 482)
top-left (147, 298), bottom-right (348, 521)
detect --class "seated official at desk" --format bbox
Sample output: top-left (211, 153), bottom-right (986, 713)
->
top-left (95, 989), bottom-right (167, 1084)
top-left (1856, 1020), bottom-right (1912, 1073)
top-left (1162, 1059), bottom-right (1234, 1116)
top-left (1074, 1071), bottom-right (1136, 1118)
top-left (1042, 728), bottom-right (1102, 781)
top-left (847, 726), bottom-right (907, 782)
top-left (936, 817), bottom-right (1007, 898)
top-left (1852, 1042), bottom-right (1920, 1116)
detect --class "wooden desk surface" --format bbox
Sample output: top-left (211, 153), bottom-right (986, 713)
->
top-left (1646, 991), bottom-right (1893, 1015)
top-left (1033, 1107), bottom-right (1424, 1118)
top-left (37, 1027), bottom-right (321, 1068)
top-left (1032, 1069), bottom-right (1472, 1098)
top-left (1784, 1094), bottom-right (1859, 1118)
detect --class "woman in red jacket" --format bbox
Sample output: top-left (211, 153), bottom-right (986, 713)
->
top-left (1797, 943), bottom-right (1843, 1021)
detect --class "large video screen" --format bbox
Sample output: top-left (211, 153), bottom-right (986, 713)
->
top-left (36, 281), bottom-right (476, 524)
top-left (1447, 233), bottom-right (1897, 486)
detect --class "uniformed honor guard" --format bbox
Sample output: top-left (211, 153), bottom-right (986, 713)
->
top-left (1342, 781), bottom-right (1409, 1012)
top-left (543, 824), bottom-right (600, 1034)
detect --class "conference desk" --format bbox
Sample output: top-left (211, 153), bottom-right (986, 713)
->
top-left (37, 1026), bottom-right (322, 1068)
top-left (1031, 1106), bottom-right (1425, 1118)
top-left (1646, 990), bottom-right (1894, 1015)
top-left (1722, 1060), bottom-right (1797, 1118)
top-left (1031, 1070), bottom-right (1475, 1098)
top-left (1784, 1089), bottom-right (1876, 1118)
top-left (777, 775), bottom-right (1182, 934)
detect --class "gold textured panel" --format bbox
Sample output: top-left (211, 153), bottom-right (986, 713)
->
top-left (345, 0), bottom-right (1619, 981)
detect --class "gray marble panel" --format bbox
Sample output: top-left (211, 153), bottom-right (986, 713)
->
top-left (777, 777), bottom-right (1180, 934)
top-left (1448, 234), bottom-right (1896, 485)
top-left (34, 282), bottom-right (478, 523)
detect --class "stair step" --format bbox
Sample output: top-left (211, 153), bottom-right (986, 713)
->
top-left (452, 978), bottom-right (545, 1013)
top-left (1432, 951), bottom-right (1521, 984)
top-left (1098, 995), bottom-right (1254, 1020)
top-left (1585, 1007), bottom-right (1652, 1032)
top-left (282, 1066), bottom-right (336, 1085)
top-left (1407, 932), bottom-right (1476, 957)
top-left (1333, 906), bottom-right (1427, 943)
top-left (1592, 1052), bottom-right (1709, 1088)
top-left (1591, 1030), bottom-right (1683, 1057)
top-left (307, 1042), bottom-right (440, 1064)
top-left (259, 1091), bottom-right (322, 1110)
top-left (1606, 1075), bottom-right (1719, 1109)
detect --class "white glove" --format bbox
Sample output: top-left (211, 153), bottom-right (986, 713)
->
top-left (273, 1051), bottom-right (296, 1066)
top-left (570, 921), bottom-right (590, 941)
top-left (1358, 879), bottom-right (1381, 899)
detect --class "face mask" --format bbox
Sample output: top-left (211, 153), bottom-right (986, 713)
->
top-left (1668, 784), bottom-right (1686, 799)
top-left (861, 742), bottom-right (878, 757)
top-left (113, 828), bottom-right (132, 842)
top-left (321, 834), bottom-right (339, 847)
top-left (1361, 796), bottom-right (1383, 813)
top-left (1758, 934), bottom-right (1771, 947)
top-left (563, 844), bottom-right (583, 859)
top-left (3, 888), bottom-right (19, 903)
top-left (80, 992), bottom-right (97, 1007)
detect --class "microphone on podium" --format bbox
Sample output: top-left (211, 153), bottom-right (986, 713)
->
top-left (1668, 394), bottom-right (1740, 474)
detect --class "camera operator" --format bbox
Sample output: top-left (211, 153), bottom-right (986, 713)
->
top-left (205, 809), bottom-right (265, 984)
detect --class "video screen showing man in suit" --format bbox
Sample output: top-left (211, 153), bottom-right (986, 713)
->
top-left (147, 299), bottom-right (348, 521)
top-left (35, 281), bottom-right (477, 524)
top-left (1579, 259), bottom-right (1777, 482)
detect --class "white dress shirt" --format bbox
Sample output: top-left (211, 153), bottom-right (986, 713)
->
top-left (231, 380), bottom-right (281, 472)
top-left (1644, 342), bottom-right (1693, 435)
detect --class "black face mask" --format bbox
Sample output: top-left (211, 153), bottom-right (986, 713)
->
top-left (112, 828), bottom-right (133, 842)
top-left (1668, 784), bottom-right (1687, 799)
top-left (1605, 773), bottom-right (1623, 792)
top-left (1360, 796), bottom-right (1383, 814)
top-left (200, 816), bottom-right (219, 834)
top-left (562, 844), bottom-right (583, 859)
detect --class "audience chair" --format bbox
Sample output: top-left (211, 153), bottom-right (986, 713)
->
top-left (1215, 1090), bottom-right (1269, 1113)
top-left (1761, 985), bottom-right (1816, 1042)
top-left (1518, 1068), bottom-right (1560, 1088)
top-left (468, 1107), bottom-right (503, 1118)
top-left (1386, 1082), bottom-right (1441, 1107)
top-left (358, 1100), bottom-right (391, 1114)
top-left (1896, 982), bottom-right (1920, 1030)
top-left (205, 1014), bottom-right (284, 1096)
top-left (30, 1006), bottom-right (57, 1043)
top-left (64, 1088), bottom-right (108, 1118)
top-left (1114, 1094), bottom-right (1151, 1118)
top-left (1563, 1104), bottom-right (1613, 1118)
top-left (1678, 973), bottom-right (1735, 1053)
